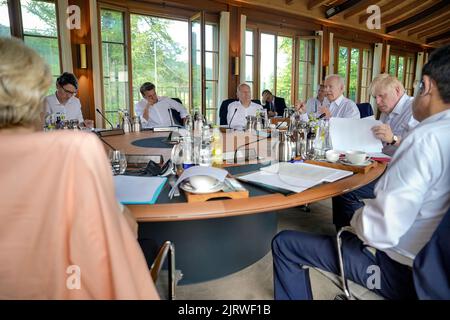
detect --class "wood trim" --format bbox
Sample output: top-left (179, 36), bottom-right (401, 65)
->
top-left (358, 0), bottom-right (397, 24)
top-left (307, 0), bottom-right (329, 10)
top-left (407, 11), bottom-right (450, 36)
top-left (418, 22), bottom-right (450, 39)
top-left (426, 30), bottom-right (450, 44)
top-left (381, 0), bottom-right (439, 26)
top-left (343, 0), bottom-right (382, 20)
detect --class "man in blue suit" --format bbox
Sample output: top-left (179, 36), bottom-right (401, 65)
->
top-left (261, 90), bottom-right (287, 117)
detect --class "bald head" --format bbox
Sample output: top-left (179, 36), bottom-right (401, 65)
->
top-left (237, 83), bottom-right (252, 106)
top-left (324, 74), bottom-right (345, 102)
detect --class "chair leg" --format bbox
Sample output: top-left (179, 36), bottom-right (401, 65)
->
top-left (336, 226), bottom-right (355, 300)
top-left (169, 243), bottom-right (175, 300)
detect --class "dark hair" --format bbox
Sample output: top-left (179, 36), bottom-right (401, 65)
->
top-left (262, 89), bottom-right (272, 96)
top-left (422, 44), bottom-right (450, 103)
top-left (140, 82), bottom-right (155, 96)
top-left (56, 72), bottom-right (78, 90)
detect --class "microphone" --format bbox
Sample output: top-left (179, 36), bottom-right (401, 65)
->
top-left (233, 136), bottom-right (268, 163)
top-left (96, 108), bottom-right (114, 129)
top-left (228, 108), bottom-right (238, 129)
top-left (318, 113), bottom-right (326, 119)
top-left (96, 134), bottom-right (116, 151)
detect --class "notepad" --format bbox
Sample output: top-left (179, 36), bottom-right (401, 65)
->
top-left (114, 176), bottom-right (167, 204)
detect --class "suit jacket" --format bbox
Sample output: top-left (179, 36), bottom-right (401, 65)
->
top-left (263, 96), bottom-right (286, 117)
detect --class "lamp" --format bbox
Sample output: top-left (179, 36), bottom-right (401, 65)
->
top-left (232, 56), bottom-right (239, 76)
top-left (79, 43), bottom-right (87, 69)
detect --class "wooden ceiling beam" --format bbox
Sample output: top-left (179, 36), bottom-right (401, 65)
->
top-left (358, 0), bottom-right (397, 24)
top-left (426, 30), bottom-right (450, 44)
top-left (325, 0), bottom-right (365, 19)
top-left (407, 11), bottom-right (450, 35)
top-left (307, 0), bottom-right (330, 10)
top-left (386, 1), bottom-right (450, 33)
top-left (418, 22), bottom-right (450, 38)
top-left (343, 0), bottom-right (382, 19)
top-left (381, 0), bottom-right (440, 26)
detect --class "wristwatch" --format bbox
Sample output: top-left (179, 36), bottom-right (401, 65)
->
top-left (389, 135), bottom-right (398, 145)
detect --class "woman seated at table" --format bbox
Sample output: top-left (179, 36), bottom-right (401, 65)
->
top-left (0, 37), bottom-right (158, 299)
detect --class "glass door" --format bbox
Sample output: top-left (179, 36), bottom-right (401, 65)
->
top-left (189, 12), bottom-right (205, 114)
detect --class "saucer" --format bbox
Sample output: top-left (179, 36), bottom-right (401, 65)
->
top-left (179, 180), bottom-right (224, 194)
top-left (340, 159), bottom-right (372, 167)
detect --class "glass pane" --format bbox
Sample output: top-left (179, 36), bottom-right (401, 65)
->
top-left (102, 42), bottom-right (128, 126)
top-left (389, 55), bottom-right (397, 76)
top-left (130, 15), bottom-right (189, 107)
top-left (260, 33), bottom-right (275, 95)
top-left (398, 56), bottom-right (405, 83)
top-left (245, 30), bottom-right (253, 55)
top-left (24, 35), bottom-right (60, 95)
top-left (21, 0), bottom-right (58, 37)
top-left (0, 0), bottom-right (10, 37)
top-left (338, 46), bottom-right (348, 86)
top-left (245, 56), bottom-right (253, 82)
top-left (191, 18), bottom-right (202, 111)
top-left (276, 36), bottom-right (292, 106)
top-left (298, 85), bottom-right (306, 102)
top-left (299, 40), bottom-right (305, 61)
top-left (205, 80), bottom-right (217, 111)
top-left (101, 9), bottom-right (124, 43)
top-left (349, 48), bottom-right (359, 102)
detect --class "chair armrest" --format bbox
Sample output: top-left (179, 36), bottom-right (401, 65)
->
top-left (150, 241), bottom-right (176, 300)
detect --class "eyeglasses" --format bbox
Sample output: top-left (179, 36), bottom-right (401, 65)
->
top-left (61, 86), bottom-right (77, 96)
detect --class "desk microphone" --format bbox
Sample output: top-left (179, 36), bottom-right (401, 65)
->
top-left (233, 136), bottom-right (268, 163)
top-left (318, 113), bottom-right (326, 119)
top-left (228, 108), bottom-right (238, 129)
top-left (97, 134), bottom-right (116, 151)
top-left (96, 108), bottom-right (115, 129)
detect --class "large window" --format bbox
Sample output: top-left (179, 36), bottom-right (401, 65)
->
top-left (298, 38), bottom-right (319, 103)
top-left (245, 29), bottom-right (255, 97)
top-left (0, 0), bottom-right (10, 36)
top-left (389, 51), bottom-right (415, 96)
top-left (100, 9), bottom-right (128, 126)
top-left (259, 33), bottom-right (275, 98)
top-left (21, 0), bottom-right (61, 94)
top-left (336, 41), bottom-right (373, 103)
top-left (276, 36), bottom-right (293, 106)
top-left (130, 14), bottom-right (189, 110)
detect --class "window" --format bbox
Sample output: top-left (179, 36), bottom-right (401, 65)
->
top-left (130, 14), bottom-right (189, 111)
top-left (389, 51), bottom-right (415, 96)
top-left (259, 33), bottom-right (275, 98)
top-left (336, 41), bottom-right (373, 103)
top-left (205, 23), bottom-right (219, 123)
top-left (0, 0), bottom-right (10, 37)
top-left (21, 0), bottom-right (61, 95)
top-left (276, 36), bottom-right (292, 106)
top-left (245, 30), bottom-right (255, 97)
top-left (100, 9), bottom-right (128, 126)
top-left (298, 38), bottom-right (319, 103)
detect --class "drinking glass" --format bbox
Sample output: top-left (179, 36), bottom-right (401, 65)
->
top-left (109, 150), bottom-right (127, 175)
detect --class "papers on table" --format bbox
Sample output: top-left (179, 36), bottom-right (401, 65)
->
top-left (238, 162), bottom-right (353, 193)
top-left (330, 117), bottom-right (383, 153)
top-left (168, 166), bottom-right (228, 198)
top-left (114, 176), bottom-right (167, 205)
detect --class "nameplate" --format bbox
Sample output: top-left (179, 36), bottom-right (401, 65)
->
top-left (97, 128), bottom-right (125, 137)
top-left (153, 127), bottom-right (179, 132)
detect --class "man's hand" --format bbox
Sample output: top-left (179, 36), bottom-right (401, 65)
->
top-left (371, 123), bottom-right (394, 143)
top-left (268, 110), bottom-right (277, 117)
top-left (294, 101), bottom-right (307, 114)
top-left (318, 105), bottom-right (331, 119)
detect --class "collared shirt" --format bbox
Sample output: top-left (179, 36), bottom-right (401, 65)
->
top-left (379, 94), bottom-right (419, 156)
top-left (227, 100), bottom-right (263, 129)
top-left (134, 96), bottom-right (188, 128)
top-left (44, 94), bottom-right (84, 123)
top-left (351, 109), bottom-right (450, 267)
top-left (305, 97), bottom-right (330, 114)
top-left (328, 95), bottom-right (360, 119)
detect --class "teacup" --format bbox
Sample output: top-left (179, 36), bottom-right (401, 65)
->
top-left (325, 150), bottom-right (340, 162)
top-left (189, 175), bottom-right (219, 192)
top-left (345, 150), bottom-right (368, 165)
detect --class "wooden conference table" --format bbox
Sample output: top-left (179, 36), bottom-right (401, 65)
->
top-left (102, 130), bottom-right (386, 284)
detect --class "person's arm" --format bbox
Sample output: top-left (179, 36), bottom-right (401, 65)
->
top-left (169, 98), bottom-right (188, 120)
top-left (351, 134), bottom-right (437, 249)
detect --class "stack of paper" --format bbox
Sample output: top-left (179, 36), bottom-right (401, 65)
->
top-left (114, 176), bottom-right (167, 204)
top-left (238, 162), bottom-right (353, 193)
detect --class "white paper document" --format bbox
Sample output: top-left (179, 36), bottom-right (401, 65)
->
top-left (238, 162), bottom-right (353, 193)
top-left (330, 117), bottom-right (383, 153)
top-left (114, 176), bottom-right (167, 205)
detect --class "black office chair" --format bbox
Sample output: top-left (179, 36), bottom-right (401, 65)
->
top-left (170, 98), bottom-right (184, 126)
top-left (357, 103), bottom-right (374, 118)
top-left (219, 99), bottom-right (263, 125)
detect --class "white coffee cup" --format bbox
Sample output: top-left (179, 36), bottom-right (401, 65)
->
top-left (189, 175), bottom-right (219, 192)
top-left (325, 150), bottom-right (340, 162)
top-left (345, 150), bottom-right (368, 165)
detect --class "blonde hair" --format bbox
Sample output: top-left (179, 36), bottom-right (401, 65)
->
top-left (0, 37), bottom-right (52, 129)
top-left (369, 73), bottom-right (405, 96)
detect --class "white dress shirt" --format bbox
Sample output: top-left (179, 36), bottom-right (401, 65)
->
top-left (44, 94), bottom-right (84, 123)
top-left (328, 95), bottom-right (360, 119)
top-left (227, 100), bottom-right (263, 129)
top-left (379, 93), bottom-right (419, 156)
top-left (134, 97), bottom-right (188, 128)
top-left (351, 109), bottom-right (450, 267)
top-left (306, 97), bottom-right (330, 114)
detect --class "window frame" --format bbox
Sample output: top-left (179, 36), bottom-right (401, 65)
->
top-left (388, 49), bottom-right (416, 96)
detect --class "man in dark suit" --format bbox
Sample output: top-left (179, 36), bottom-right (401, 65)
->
top-left (261, 89), bottom-right (287, 117)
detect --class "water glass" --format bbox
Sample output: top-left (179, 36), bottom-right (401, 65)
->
top-left (109, 150), bottom-right (127, 175)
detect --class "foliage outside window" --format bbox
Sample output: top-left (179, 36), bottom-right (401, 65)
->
top-left (298, 38), bottom-right (318, 103)
top-left (276, 36), bottom-right (292, 106)
top-left (389, 52), bottom-right (415, 96)
top-left (204, 23), bottom-right (219, 124)
top-left (245, 30), bottom-right (255, 98)
top-left (21, 0), bottom-right (61, 96)
top-left (0, 0), bottom-right (11, 37)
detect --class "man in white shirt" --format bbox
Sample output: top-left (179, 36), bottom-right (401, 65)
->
top-left (271, 44), bottom-right (450, 300)
top-left (44, 72), bottom-right (93, 128)
top-left (332, 74), bottom-right (419, 230)
top-left (135, 82), bottom-right (188, 128)
top-left (305, 84), bottom-right (330, 114)
top-left (227, 83), bottom-right (263, 129)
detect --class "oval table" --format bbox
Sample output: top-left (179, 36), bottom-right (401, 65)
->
top-left (102, 130), bottom-right (386, 284)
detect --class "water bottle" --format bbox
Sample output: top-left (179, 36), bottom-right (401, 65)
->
top-left (182, 131), bottom-right (194, 170)
top-left (211, 126), bottom-right (223, 166)
top-left (121, 111), bottom-right (132, 133)
top-left (132, 116), bottom-right (141, 132)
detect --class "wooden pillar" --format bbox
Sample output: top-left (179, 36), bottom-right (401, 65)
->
top-left (68, 0), bottom-right (96, 124)
top-left (228, 5), bottom-right (241, 99)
